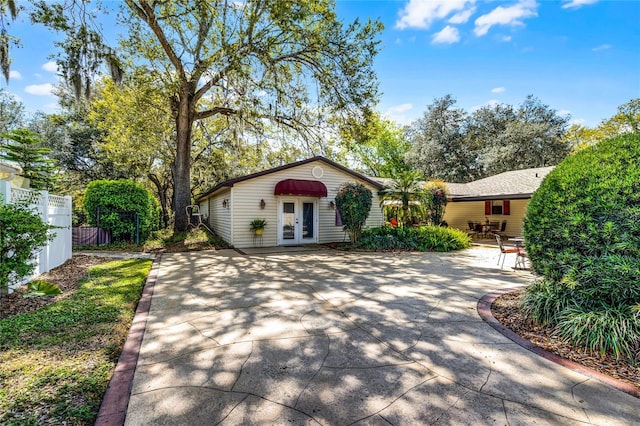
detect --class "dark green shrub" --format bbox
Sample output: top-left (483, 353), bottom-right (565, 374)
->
top-left (358, 225), bottom-right (471, 252)
top-left (0, 202), bottom-right (52, 291)
top-left (335, 182), bottom-right (373, 245)
top-left (523, 133), bottom-right (640, 360)
top-left (84, 180), bottom-right (159, 242)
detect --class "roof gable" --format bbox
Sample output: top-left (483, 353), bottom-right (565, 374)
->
top-left (196, 156), bottom-right (384, 201)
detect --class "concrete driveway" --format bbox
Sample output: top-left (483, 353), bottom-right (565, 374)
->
top-left (123, 247), bottom-right (639, 425)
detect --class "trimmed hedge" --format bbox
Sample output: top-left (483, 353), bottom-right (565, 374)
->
top-left (358, 225), bottom-right (471, 252)
top-left (522, 133), bottom-right (640, 360)
top-left (84, 180), bottom-right (159, 242)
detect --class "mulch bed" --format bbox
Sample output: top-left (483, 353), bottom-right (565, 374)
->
top-left (491, 290), bottom-right (639, 391)
top-left (0, 256), bottom-right (111, 320)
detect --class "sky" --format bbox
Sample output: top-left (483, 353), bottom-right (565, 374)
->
top-left (2, 0), bottom-right (639, 128)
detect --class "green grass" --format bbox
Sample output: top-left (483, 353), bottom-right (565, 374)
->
top-left (0, 258), bottom-right (153, 425)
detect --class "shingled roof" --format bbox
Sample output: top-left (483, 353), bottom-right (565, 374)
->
top-left (446, 167), bottom-right (554, 201)
top-left (370, 166), bottom-right (554, 201)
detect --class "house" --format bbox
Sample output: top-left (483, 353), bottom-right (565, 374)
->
top-left (196, 157), bottom-right (385, 248)
top-left (443, 167), bottom-right (554, 237)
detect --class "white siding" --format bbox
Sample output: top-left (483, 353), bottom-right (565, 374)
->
top-left (444, 199), bottom-right (530, 237)
top-left (206, 189), bottom-right (232, 244)
top-left (205, 160), bottom-right (383, 249)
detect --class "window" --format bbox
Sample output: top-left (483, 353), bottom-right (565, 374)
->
top-left (485, 200), bottom-right (510, 216)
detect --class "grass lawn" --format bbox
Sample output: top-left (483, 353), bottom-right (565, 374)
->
top-left (0, 258), bottom-right (153, 425)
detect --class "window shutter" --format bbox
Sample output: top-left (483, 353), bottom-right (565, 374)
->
top-left (484, 201), bottom-right (491, 216)
top-left (503, 200), bottom-right (510, 215)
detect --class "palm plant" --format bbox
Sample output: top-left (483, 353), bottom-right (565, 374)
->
top-left (379, 170), bottom-right (425, 227)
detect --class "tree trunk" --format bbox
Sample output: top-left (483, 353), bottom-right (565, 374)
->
top-left (148, 173), bottom-right (170, 229)
top-left (173, 88), bottom-right (195, 232)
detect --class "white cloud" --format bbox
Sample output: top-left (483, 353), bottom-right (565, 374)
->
top-left (42, 61), bottom-right (58, 72)
top-left (558, 109), bottom-right (571, 116)
top-left (448, 7), bottom-right (476, 24)
top-left (474, 0), bottom-right (538, 37)
top-left (562, 0), bottom-right (598, 10)
top-left (396, 0), bottom-right (475, 30)
top-left (491, 87), bottom-right (506, 94)
top-left (592, 44), bottom-right (612, 52)
top-left (9, 70), bottom-right (21, 80)
top-left (384, 103), bottom-right (414, 125)
top-left (501, 35), bottom-right (512, 42)
top-left (432, 26), bottom-right (460, 44)
top-left (471, 99), bottom-right (500, 111)
top-left (571, 118), bottom-right (586, 125)
top-left (24, 83), bottom-right (54, 96)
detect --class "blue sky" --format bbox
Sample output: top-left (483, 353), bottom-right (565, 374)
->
top-left (3, 0), bottom-right (639, 128)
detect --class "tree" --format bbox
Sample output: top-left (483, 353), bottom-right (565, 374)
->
top-left (379, 170), bottom-right (424, 227)
top-left (335, 182), bottom-right (373, 245)
top-left (341, 112), bottom-right (411, 177)
top-left (1, 129), bottom-right (57, 190)
top-left (423, 180), bottom-right (448, 226)
top-left (115, 0), bottom-right (382, 232)
top-left (407, 95), bottom-right (571, 182)
top-left (0, 88), bottom-right (24, 133)
top-left (406, 95), bottom-right (478, 182)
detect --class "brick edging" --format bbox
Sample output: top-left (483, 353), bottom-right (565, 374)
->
top-left (477, 288), bottom-right (640, 399)
top-left (94, 254), bottom-right (163, 425)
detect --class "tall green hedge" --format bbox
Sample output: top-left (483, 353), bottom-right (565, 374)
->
top-left (84, 180), bottom-right (159, 242)
top-left (522, 133), bottom-right (640, 360)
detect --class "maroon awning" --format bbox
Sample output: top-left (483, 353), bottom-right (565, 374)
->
top-left (274, 179), bottom-right (328, 197)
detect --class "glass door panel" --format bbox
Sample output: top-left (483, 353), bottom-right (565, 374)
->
top-left (282, 202), bottom-right (295, 240)
top-left (302, 202), bottom-right (314, 239)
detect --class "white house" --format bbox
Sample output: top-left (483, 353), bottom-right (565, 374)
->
top-left (196, 156), bottom-right (384, 248)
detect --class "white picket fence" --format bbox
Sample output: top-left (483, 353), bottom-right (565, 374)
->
top-left (0, 180), bottom-right (73, 292)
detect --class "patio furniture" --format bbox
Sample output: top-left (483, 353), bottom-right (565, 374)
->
top-left (467, 221), bottom-right (478, 238)
top-left (495, 234), bottom-right (519, 268)
top-left (515, 243), bottom-right (529, 270)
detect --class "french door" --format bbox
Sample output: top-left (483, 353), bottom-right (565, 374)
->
top-left (278, 198), bottom-right (318, 245)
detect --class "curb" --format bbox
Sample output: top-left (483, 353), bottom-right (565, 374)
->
top-left (94, 254), bottom-right (163, 425)
top-left (477, 288), bottom-right (640, 399)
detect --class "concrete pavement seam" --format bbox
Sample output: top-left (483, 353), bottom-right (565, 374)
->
top-left (477, 288), bottom-right (640, 399)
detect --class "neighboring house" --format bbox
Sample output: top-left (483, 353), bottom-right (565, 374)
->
top-left (196, 156), bottom-right (384, 249)
top-left (443, 167), bottom-right (554, 237)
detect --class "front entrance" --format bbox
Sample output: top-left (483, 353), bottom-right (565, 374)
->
top-left (278, 198), bottom-right (318, 245)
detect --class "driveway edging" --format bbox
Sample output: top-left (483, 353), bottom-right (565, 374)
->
top-left (477, 288), bottom-right (640, 399)
top-left (94, 254), bottom-right (163, 426)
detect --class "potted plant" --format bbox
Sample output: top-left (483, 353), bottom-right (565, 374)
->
top-left (250, 218), bottom-right (267, 235)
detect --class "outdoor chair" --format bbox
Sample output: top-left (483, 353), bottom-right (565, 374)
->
top-left (497, 220), bottom-right (508, 237)
top-left (515, 244), bottom-right (529, 270)
top-left (495, 234), bottom-right (519, 269)
top-left (467, 221), bottom-right (478, 238)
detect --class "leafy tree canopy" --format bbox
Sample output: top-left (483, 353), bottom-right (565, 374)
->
top-left (0, 128), bottom-right (57, 190)
top-left (407, 94), bottom-right (571, 182)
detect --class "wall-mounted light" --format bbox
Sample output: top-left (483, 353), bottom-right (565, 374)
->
top-left (328, 200), bottom-right (335, 210)
top-left (222, 199), bottom-right (229, 209)
top-left (260, 199), bottom-right (266, 209)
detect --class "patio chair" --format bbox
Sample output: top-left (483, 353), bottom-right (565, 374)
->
top-left (495, 234), bottom-right (518, 269)
top-left (467, 221), bottom-right (478, 238)
top-left (515, 244), bottom-right (529, 270)
top-left (497, 220), bottom-right (508, 237)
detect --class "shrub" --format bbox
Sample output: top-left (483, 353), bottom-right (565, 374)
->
top-left (0, 202), bottom-right (52, 291)
top-left (335, 182), bottom-right (373, 245)
top-left (522, 133), bottom-right (640, 360)
top-left (84, 180), bottom-right (160, 242)
top-left (358, 225), bottom-right (471, 252)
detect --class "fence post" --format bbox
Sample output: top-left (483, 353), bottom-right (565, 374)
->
top-left (39, 190), bottom-right (50, 275)
top-left (0, 180), bottom-right (9, 204)
top-left (64, 196), bottom-right (73, 261)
